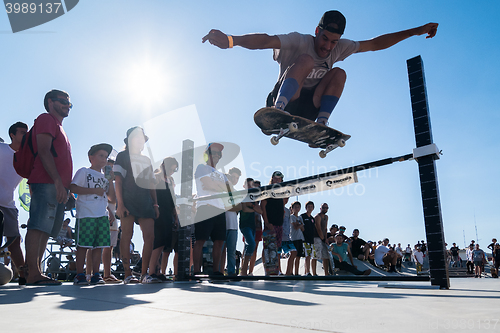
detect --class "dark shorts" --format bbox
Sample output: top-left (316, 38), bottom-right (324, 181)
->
top-left (0, 206), bottom-right (20, 237)
top-left (154, 214), bottom-right (174, 250)
top-left (194, 205), bottom-right (226, 242)
top-left (267, 72), bottom-right (320, 121)
top-left (293, 240), bottom-right (305, 257)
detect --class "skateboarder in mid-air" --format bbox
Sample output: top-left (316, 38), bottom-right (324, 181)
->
top-left (203, 10), bottom-right (438, 126)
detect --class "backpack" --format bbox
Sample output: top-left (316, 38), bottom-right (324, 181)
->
top-left (13, 117), bottom-right (58, 179)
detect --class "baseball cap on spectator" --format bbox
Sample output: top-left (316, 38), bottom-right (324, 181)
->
top-left (205, 142), bottom-right (224, 152)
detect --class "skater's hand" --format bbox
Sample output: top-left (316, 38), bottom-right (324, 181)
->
top-left (202, 29), bottom-right (231, 49)
top-left (414, 22), bottom-right (438, 39)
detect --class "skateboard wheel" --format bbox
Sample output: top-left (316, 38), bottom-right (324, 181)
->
top-left (288, 122), bottom-right (298, 132)
top-left (337, 139), bottom-right (346, 147)
top-left (319, 151), bottom-right (327, 158)
top-left (270, 137), bottom-right (279, 145)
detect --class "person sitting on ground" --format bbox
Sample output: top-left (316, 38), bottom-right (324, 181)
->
top-left (331, 234), bottom-right (371, 275)
top-left (55, 218), bottom-right (74, 248)
top-left (336, 225), bottom-right (348, 243)
top-left (348, 228), bottom-right (370, 260)
top-left (375, 238), bottom-right (400, 272)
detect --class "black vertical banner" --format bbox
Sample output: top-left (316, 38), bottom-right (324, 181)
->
top-left (407, 56), bottom-right (450, 289)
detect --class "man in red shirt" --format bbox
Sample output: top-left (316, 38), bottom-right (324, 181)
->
top-left (25, 89), bottom-right (73, 285)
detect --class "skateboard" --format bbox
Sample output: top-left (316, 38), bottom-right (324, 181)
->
top-left (262, 229), bottom-right (279, 276)
top-left (254, 107), bottom-right (351, 158)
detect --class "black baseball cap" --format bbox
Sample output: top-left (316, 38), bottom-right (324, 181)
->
top-left (88, 143), bottom-right (113, 157)
top-left (318, 10), bottom-right (346, 35)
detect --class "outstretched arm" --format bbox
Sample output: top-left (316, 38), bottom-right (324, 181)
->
top-left (357, 22), bottom-right (438, 53)
top-left (202, 29), bottom-right (281, 50)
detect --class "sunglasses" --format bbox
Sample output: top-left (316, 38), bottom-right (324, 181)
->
top-left (51, 98), bottom-right (73, 109)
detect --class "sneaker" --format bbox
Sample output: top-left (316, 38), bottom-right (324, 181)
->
top-left (141, 274), bottom-right (162, 284)
top-left (74, 273), bottom-right (89, 285)
top-left (124, 275), bottom-right (140, 284)
top-left (103, 274), bottom-right (122, 284)
top-left (90, 273), bottom-right (105, 285)
top-left (156, 274), bottom-right (169, 282)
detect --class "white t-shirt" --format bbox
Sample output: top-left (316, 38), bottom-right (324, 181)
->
top-left (274, 32), bottom-right (359, 88)
top-left (195, 164), bottom-right (229, 210)
top-left (290, 214), bottom-right (305, 241)
top-left (0, 143), bottom-right (23, 208)
top-left (71, 167), bottom-right (110, 218)
top-left (413, 250), bottom-right (424, 264)
top-left (375, 245), bottom-right (389, 266)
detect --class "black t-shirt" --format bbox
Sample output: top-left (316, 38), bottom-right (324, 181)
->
top-left (301, 213), bottom-right (315, 244)
top-left (265, 198), bottom-right (284, 226)
top-left (350, 237), bottom-right (366, 256)
top-left (450, 246), bottom-right (459, 256)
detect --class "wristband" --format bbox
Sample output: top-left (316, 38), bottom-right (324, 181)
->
top-left (227, 35), bottom-right (234, 48)
top-left (153, 204), bottom-right (159, 208)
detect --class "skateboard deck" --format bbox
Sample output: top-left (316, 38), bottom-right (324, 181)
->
top-left (262, 229), bottom-right (279, 276)
top-left (254, 107), bottom-right (351, 158)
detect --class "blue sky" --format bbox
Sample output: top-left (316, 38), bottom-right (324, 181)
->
top-left (2, 0), bottom-right (499, 262)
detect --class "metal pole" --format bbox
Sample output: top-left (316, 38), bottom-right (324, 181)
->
top-left (176, 139), bottom-right (194, 280)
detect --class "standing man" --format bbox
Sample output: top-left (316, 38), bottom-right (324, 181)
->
top-left (312, 203), bottom-right (330, 276)
top-left (25, 89), bottom-right (73, 285)
top-left (203, 11), bottom-right (438, 125)
top-left (193, 143), bottom-right (231, 276)
top-left (0, 122), bottom-right (28, 285)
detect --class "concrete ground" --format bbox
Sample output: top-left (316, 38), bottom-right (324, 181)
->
top-left (1, 277), bottom-right (499, 333)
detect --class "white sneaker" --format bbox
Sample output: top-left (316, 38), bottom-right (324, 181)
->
top-left (123, 275), bottom-right (140, 284)
top-left (141, 274), bottom-right (161, 284)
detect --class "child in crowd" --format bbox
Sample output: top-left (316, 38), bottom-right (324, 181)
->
top-left (290, 201), bottom-right (305, 276)
top-left (114, 127), bottom-right (159, 284)
top-left (71, 143), bottom-right (115, 285)
top-left (239, 178), bottom-right (262, 276)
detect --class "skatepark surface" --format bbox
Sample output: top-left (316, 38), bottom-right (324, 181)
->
top-left (1, 277), bottom-right (499, 333)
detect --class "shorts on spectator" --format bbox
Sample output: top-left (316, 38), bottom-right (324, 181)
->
top-left (281, 240), bottom-right (296, 254)
top-left (303, 242), bottom-right (315, 258)
top-left (0, 206), bottom-right (20, 237)
top-left (110, 229), bottom-right (119, 247)
top-left (28, 183), bottom-right (66, 238)
top-left (313, 237), bottom-right (329, 259)
top-left (293, 240), bottom-right (305, 257)
top-left (194, 205), bottom-right (226, 242)
top-left (75, 216), bottom-right (111, 248)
